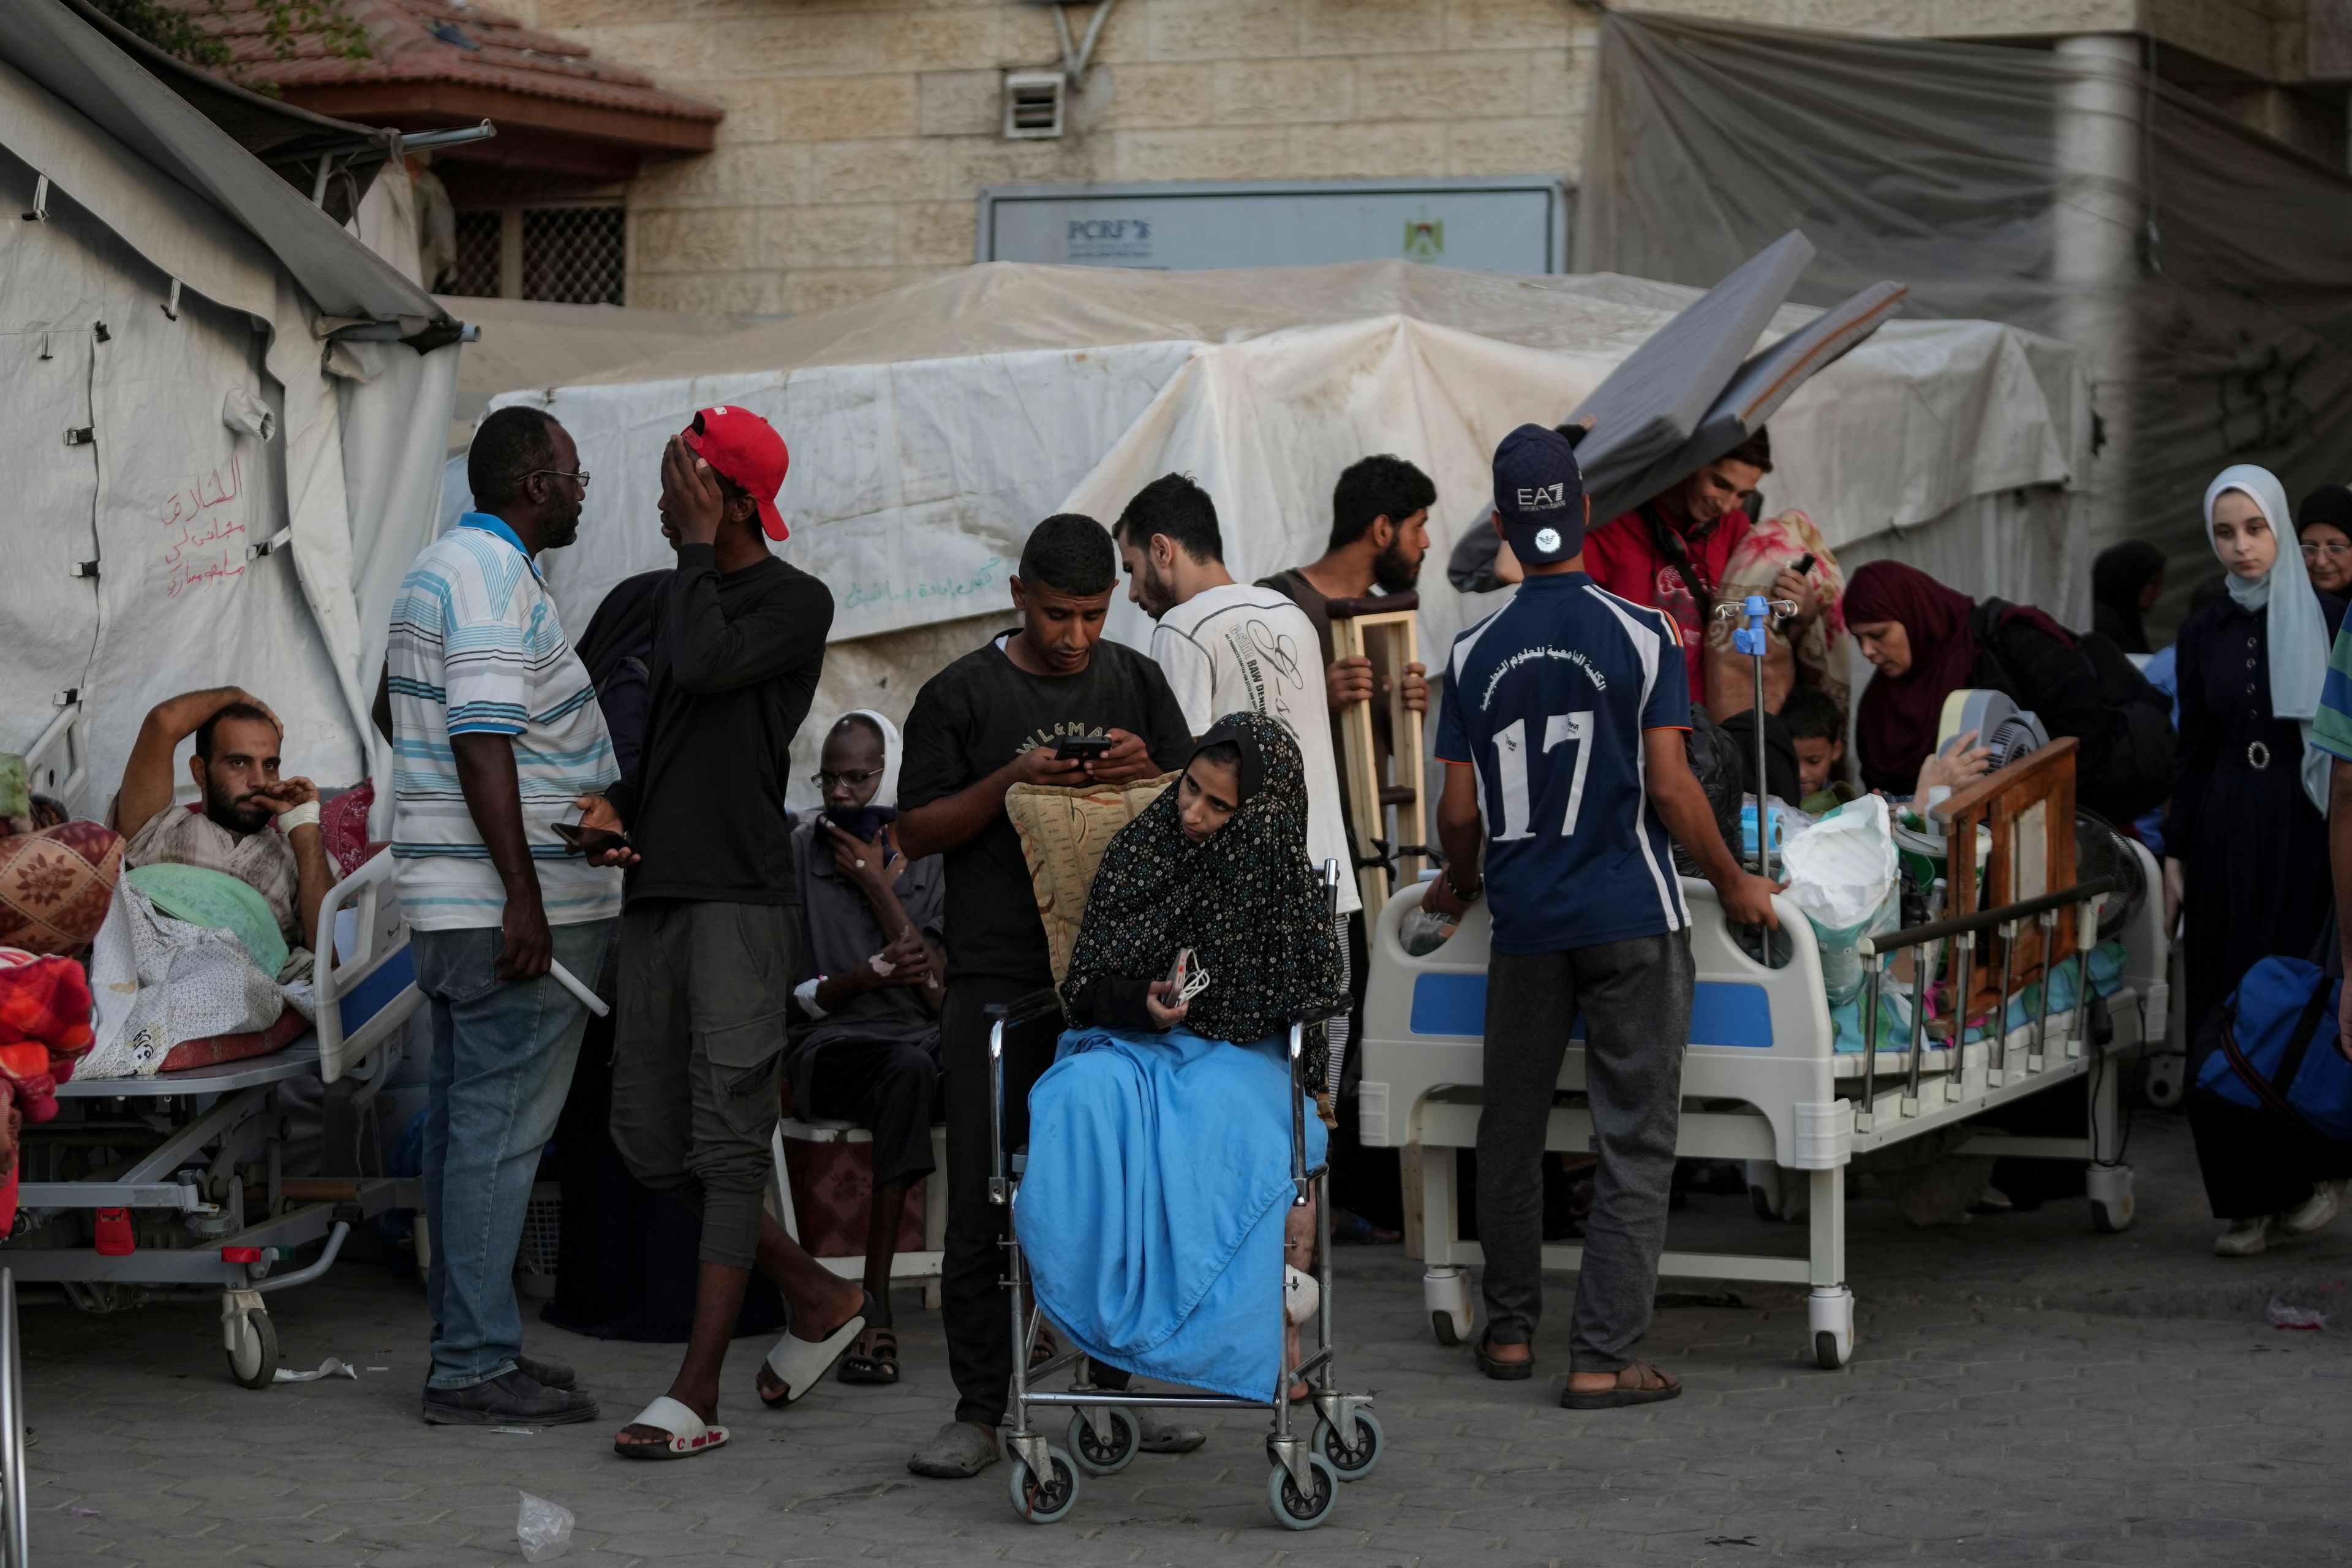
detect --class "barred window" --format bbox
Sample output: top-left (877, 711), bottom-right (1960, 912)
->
top-left (448, 209), bottom-right (502, 298)
top-left (442, 205), bottom-right (628, 304)
top-left (523, 206), bottom-right (627, 305)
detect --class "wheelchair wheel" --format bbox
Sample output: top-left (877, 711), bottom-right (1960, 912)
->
top-left (1067, 1408), bottom-right (1137, 1476)
top-left (1266, 1453), bottom-right (1339, 1530)
top-left (1008, 1446), bottom-right (1081, 1525)
top-left (1315, 1409), bottom-right (1383, 1480)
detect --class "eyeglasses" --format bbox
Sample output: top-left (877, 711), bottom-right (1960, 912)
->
top-left (810, 767), bottom-right (886, 791)
top-left (2303, 540), bottom-right (2351, 559)
top-left (528, 469), bottom-right (591, 491)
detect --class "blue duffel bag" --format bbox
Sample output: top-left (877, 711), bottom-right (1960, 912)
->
top-left (2195, 956), bottom-right (2352, 1142)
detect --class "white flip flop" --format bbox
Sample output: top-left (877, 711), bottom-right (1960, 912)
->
top-left (758, 1289), bottom-right (874, 1408)
top-left (613, 1395), bottom-right (729, 1460)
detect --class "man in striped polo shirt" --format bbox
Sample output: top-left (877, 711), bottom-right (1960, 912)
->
top-left (388, 406), bottom-right (619, 1427)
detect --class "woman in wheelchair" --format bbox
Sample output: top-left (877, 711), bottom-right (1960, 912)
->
top-left (1018, 712), bottom-right (1348, 1403)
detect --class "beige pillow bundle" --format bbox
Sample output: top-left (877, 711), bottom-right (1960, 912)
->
top-left (1003, 773), bottom-right (1177, 986)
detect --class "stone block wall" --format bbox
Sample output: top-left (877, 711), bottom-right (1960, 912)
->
top-left (488, 0), bottom-right (2323, 314)
top-left (497, 0), bottom-right (1597, 313)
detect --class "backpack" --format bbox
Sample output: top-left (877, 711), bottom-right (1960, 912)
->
top-left (1971, 600), bottom-right (2174, 820)
top-left (2194, 956), bottom-right (2352, 1142)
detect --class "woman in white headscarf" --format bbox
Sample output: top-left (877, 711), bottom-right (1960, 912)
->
top-left (783, 709), bottom-right (944, 1381)
top-left (2169, 466), bottom-right (2350, 1256)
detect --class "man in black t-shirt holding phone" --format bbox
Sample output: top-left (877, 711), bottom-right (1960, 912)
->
top-left (896, 513), bottom-right (1193, 1479)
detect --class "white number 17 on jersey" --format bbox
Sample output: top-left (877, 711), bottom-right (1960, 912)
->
top-left (1490, 712), bottom-right (1594, 840)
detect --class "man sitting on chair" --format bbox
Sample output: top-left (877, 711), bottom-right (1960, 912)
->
top-left (113, 687), bottom-right (334, 956)
top-left (785, 710), bottom-right (946, 1387)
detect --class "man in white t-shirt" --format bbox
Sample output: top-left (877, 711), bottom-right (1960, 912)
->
top-left (1111, 473), bottom-right (1366, 1072)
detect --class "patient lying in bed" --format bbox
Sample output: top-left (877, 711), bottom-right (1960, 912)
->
top-left (1017, 714), bottom-right (1348, 1402)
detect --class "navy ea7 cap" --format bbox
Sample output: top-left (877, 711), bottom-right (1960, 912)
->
top-left (1491, 423), bottom-right (1586, 566)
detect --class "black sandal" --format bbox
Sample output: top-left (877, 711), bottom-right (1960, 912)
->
top-left (1474, 1333), bottom-right (1533, 1381)
top-left (837, 1324), bottom-right (899, 1385)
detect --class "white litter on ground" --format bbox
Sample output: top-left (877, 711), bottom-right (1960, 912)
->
top-left (518, 1491), bottom-right (575, 1561)
top-left (273, 1358), bottom-right (359, 1382)
top-left (2266, 1298), bottom-right (2328, 1331)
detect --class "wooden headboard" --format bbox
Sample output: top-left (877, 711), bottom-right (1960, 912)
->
top-left (1929, 736), bottom-right (2083, 1022)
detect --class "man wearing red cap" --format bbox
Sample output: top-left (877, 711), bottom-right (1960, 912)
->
top-left (578, 406), bottom-right (876, 1460)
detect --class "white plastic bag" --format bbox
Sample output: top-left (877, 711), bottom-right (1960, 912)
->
top-left (1782, 796), bottom-right (1899, 1005)
top-left (518, 1492), bottom-right (575, 1562)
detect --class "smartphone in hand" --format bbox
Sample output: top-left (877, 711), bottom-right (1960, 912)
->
top-left (552, 820), bottom-right (633, 858)
top-left (1055, 734), bottom-right (1113, 761)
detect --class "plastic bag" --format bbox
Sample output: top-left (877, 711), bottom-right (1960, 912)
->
top-left (1398, 907), bottom-right (1457, 957)
top-left (518, 1492), bottom-right (575, 1562)
top-left (1783, 796), bottom-right (1899, 1005)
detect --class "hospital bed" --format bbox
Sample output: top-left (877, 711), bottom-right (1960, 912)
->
top-left (1359, 745), bottom-right (2165, 1371)
top-left (6, 848), bottom-right (423, 1387)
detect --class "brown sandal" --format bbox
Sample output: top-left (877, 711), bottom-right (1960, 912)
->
top-left (1561, 1360), bottom-right (1681, 1409)
top-left (1474, 1333), bottom-right (1533, 1381)
top-left (837, 1324), bottom-right (899, 1385)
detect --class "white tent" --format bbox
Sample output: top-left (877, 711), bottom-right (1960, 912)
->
top-left (491, 260), bottom-right (2090, 806)
top-left (0, 0), bottom-right (459, 818)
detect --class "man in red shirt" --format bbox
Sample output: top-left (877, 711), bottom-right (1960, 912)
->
top-left (1581, 429), bottom-right (1818, 705)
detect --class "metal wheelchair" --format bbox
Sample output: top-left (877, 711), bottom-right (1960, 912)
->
top-left (984, 892), bottom-right (1385, 1529)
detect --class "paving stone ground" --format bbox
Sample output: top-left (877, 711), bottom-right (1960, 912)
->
top-left (21, 1110), bottom-right (2352, 1566)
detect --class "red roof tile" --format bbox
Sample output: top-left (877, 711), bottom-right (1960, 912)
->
top-left (178, 0), bottom-right (722, 126)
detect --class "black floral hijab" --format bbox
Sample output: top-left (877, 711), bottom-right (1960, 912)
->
top-left (1062, 710), bottom-right (1346, 1046)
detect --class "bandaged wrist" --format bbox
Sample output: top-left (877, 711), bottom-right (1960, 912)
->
top-left (278, 801), bottom-right (320, 831)
top-left (794, 976), bottom-right (828, 1019)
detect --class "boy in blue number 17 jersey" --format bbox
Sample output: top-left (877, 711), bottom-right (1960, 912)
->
top-left (1423, 425), bottom-right (1780, 1411)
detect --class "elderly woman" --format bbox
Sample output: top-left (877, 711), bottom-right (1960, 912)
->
top-left (2297, 485), bottom-right (2352, 600)
top-left (1018, 712), bottom-right (1347, 1404)
top-left (2171, 466), bottom-right (2350, 1256)
top-left (1844, 560), bottom-right (2162, 822)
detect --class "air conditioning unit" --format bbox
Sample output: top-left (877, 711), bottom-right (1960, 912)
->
top-left (1004, 70), bottom-right (1066, 140)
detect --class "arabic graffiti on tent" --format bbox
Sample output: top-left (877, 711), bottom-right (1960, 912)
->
top-left (157, 455), bottom-right (246, 599)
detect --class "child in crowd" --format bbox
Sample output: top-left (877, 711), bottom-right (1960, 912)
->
top-left (1779, 685), bottom-right (1853, 813)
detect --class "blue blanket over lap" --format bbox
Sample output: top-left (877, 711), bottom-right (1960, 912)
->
top-left (1016, 1025), bottom-right (1328, 1403)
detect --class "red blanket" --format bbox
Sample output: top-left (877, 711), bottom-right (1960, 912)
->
top-left (0, 948), bottom-right (94, 1122)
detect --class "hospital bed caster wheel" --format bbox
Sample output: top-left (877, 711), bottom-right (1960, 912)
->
top-left (1066, 1408), bottom-right (1137, 1476)
top-left (1808, 1287), bottom-right (1855, 1370)
top-left (1008, 1446), bottom-right (1080, 1524)
top-left (225, 1306), bottom-right (277, 1389)
top-left (1423, 1265), bottom-right (1472, 1346)
top-left (1315, 1409), bottom-right (1384, 1480)
top-left (1266, 1453), bottom-right (1340, 1530)
top-left (2088, 1164), bottom-right (2135, 1234)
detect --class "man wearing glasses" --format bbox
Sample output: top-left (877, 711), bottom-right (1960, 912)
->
top-left (574, 407), bottom-right (877, 1461)
top-left (389, 405), bottom-right (622, 1425)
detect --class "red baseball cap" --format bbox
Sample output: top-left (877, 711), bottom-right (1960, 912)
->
top-left (680, 405), bottom-right (790, 540)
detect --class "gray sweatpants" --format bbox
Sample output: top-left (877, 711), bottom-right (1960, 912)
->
top-left (1476, 930), bottom-right (1694, 1372)
top-left (609, 901), bottom-right (801, 1270)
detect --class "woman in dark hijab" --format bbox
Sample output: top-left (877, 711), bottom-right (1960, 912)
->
top-left (2296, 485), bottom-right (2352, 600)
top-left (1019, 712), bottom-right (1346, 1407)
top-left (2090, 541), bottom-right (2166, 655)
top-left (1845, 561), bottom-right (2102, 787)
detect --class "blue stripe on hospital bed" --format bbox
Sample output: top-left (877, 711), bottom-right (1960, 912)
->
top-left (338, 943), bottom-right (418, 1039)
top-left (1408, 973), bottom-right (1774, 1049)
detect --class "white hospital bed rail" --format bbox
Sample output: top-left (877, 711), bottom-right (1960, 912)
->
top-left (1359, 835), bottom-right (2165, 1370)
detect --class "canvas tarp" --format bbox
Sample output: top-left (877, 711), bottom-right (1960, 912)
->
top-left (491, 259), bottom-right (2088, 806)
top-left (0, 6), bottom-right (458, 816)
top-left (1577, 9), bottom-right (2352, 635)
